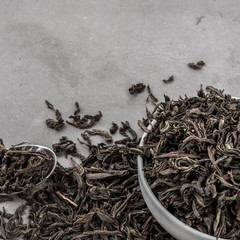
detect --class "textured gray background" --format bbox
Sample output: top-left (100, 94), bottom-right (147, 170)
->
top-left (0, 0), bottom-right (240, 234)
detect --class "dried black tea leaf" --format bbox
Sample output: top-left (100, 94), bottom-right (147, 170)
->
top-left (45, 100), bottom-right (54, 110)
top-left (110, 122), bottom-right (118, 134)
top-left (0, 195), bottom-right (14, 202)
top-left (129, 83), bottom-right (146, 95)
top-left (52, 136), bottom-right (86, 161)
top-left (163, 75), bottom-right (174, 83)
top-left (85, 129), bottom-right (113, 143)
top-left (188, 60), bottom-right (205, 70)
top-left (114, 137), bottom-right (131, 145)
top-left (67, 109), bottom-right (102, 129)
top-left (146, 85), bottom-right (158, 103)
top-left (74, 102), bottom-right (81, 115)
top-left (119, 121), bottom-right (137, 142)
top-left (45, 100), bottom-right (65, 130)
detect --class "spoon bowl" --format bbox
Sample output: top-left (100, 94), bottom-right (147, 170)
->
top-left (0, 144), bottom-right (57, 196)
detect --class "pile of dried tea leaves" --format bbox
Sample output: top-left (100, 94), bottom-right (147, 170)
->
top-left (0, 141), bottom-right (175, 240)
top-left (142, 86), bottom-right (240, 239)
top-left (1, 85), bottom-right (239, 240)
top-left (0, 141), bottom-right (54, 194)
top-left (0, 96), bottom-right (175, 239)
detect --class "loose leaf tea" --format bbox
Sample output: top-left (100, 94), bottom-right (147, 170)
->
top-left (110, 122), bottom-right (118, 134)
top-left (163, 75), bottom-right (174, 83)
top-left (146, 85), bottom-right (158, 104)
top-left (142, 86), bottom-right (240, 239)
top-left (0, 140), bottom-right (54, 194)
top-left (188, 60), bottom-right (205, 70)
top-left (85, 129), bottom-right (113, 143)
top-left (0, 143), bottom-right (175, 240)
top-left (119, 121), bottom-right (138, 142)
top-left (129, 83), bottom-right (146, 95)
top-left (2, 81), bottom-right (239, 240)
top-left (52, 136), bottom-right (86, 161)
top-left (66, 105), bottom-right (102, 129)
top-left (0, 195), bottom-right (13, 203)
top-left (73, 102), bottom-right (81, 115)
top-left (45, 100), bottom-right (65, 130)
top-left (0, 204), bottom-right (27, 239)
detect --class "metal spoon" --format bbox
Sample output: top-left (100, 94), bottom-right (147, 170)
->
top-left (0, 144), bottom-right (57, 196)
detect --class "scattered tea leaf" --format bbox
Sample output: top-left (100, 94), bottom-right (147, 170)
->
top-left (110, 121), bottom-right (118, 134)
top-left (188, 61), bottom-right (205, 70)
top-left (163, 75), bottom-right (174, 83)
top-left (129, 83), bottom-right (146, 95)
top-left (45, 100), bottom-right (65, 130)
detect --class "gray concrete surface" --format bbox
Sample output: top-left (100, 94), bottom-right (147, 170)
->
top-left (0, 0), bottom-right (240, 236)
